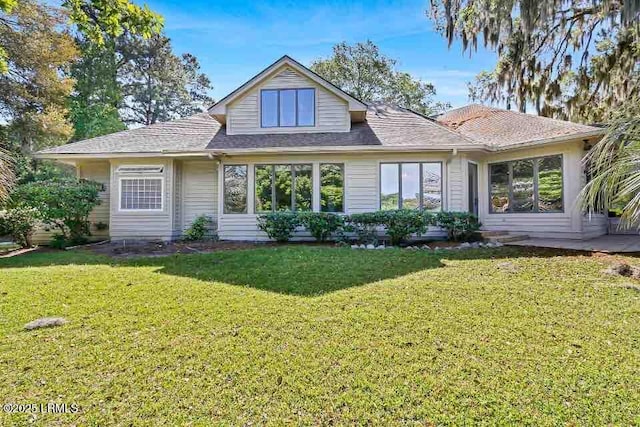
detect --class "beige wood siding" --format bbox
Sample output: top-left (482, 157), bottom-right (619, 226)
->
top-left (226, 67), bottom-right (350, 135)
top-left (583, 214), bottom-right (608, 238)
top-left (345, 160), bottom-right (378, 213)
top-left (109, 158), bottom-right (175, 241)
top-left (447, 155), bottom-right (464, 211)
top-left (181, 160), bottom-right (218, 233)
top-left (173, 162), bottom-right (183, 234)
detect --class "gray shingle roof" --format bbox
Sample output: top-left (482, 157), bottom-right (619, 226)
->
top-left (39, 113), bottom-right (220, 155)
top-left (37, 103), bottom-right (603, 157)
top-left (435, 104), bottom-right (603, 147)
top-left (38, 104), bottom-right (477, 155)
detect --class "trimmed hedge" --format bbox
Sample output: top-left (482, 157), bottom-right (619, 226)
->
top-left (257, 210), bottom-right (481, 244)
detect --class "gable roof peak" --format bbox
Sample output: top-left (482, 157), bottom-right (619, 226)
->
top-left (208, 55), bottom-right (368, 122)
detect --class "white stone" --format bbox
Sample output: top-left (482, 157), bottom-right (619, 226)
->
top-left (376, 245), bottom-right (385, 250)
top-left (351, 245), bottom-right (359, 249)
top-left (422, 245), bottom-right (431, 250)
top-left (495, 242), bottom-right (504, 247)
top-left (366, 244), bottom-right (376, 250)
top-left (24, 317), bottom-right (67, 331)
top-left (460, 242), bottom-right (472, 248)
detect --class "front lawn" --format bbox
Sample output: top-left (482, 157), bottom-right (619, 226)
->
top-left (0, 247), bottom-right (639, 425)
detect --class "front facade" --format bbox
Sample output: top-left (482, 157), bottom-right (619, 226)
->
top-left (37, 56), bottom-right (608, 242)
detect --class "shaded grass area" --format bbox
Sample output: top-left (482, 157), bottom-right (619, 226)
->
top-left (0, 246), bottom-right (639, 425)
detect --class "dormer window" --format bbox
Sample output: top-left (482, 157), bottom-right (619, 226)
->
top-left (261, 88), bottom-right (315, 128)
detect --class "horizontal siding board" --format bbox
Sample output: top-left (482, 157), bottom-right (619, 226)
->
top-left (227, 67), bottom-right (349, 135)
top-left (181, 161), bottom-right (218, 233)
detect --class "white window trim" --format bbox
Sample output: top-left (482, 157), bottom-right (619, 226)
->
top-left (117, 165), bottom-right (164, 174)
top-left (118, 176), bottom-right (165, 212)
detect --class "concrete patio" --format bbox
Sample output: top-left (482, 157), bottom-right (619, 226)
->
top-left (507, 235), bottom-right (640, 253)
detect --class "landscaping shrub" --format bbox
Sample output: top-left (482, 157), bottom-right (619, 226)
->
top-left (257, 212), bottom-right (301, 242)
top-left (11, 179), bottom-right (102, 247)
top-left (347, 210), bottom-right (433, 246)
top-left (347, 211), bottom-right (384, 245)
top-left (298, 212), bottom-right (345, 242)
top-left (380, 209), bottom-right (430, 246)
top-left (0, 207), bottom-right (38, 248)
top-left (435, 212), bottom-right (481, 241)
top-left (183, 215), bottom-right (212, 241)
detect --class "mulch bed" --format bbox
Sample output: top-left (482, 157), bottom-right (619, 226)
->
top-left (86, 240), bottom-right (274, 258)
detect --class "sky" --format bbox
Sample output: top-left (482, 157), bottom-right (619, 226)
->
top-left (143, 0), bottom-right (499, 108)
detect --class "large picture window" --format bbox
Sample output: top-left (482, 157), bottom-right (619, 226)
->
top-left (320, 164), bottom-right (344, 212)
top-left (255, 164), bottom-right (313, 212)
top-left (261, 89), bottom-right (315, 128)
top-left (223, 165), bottom-right (248, 214)
top-left (380, 162), bottom-right (442, 211)
top-left (489, 154), bottom-right (563, 213)
top-left (120, 178), bottom-right (163, 211)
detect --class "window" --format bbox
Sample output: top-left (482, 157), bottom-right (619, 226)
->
top-left (261, 89), bottom-right (315, 127)
top-left (489, 155), bottom-right (563, 213)
top-left (320, 164), bottom-right (344, 212)
top-left (254, 164), bottom-right (312, 212)
top-left (120, 178), bottom-right (163, 211)
top-left (380, 162), bottom-right (442, 211)
top-left (223, 165), bottom-right (248, 214)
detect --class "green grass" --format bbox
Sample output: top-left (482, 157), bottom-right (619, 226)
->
top-left (0, 246), bottom-right (639, 425)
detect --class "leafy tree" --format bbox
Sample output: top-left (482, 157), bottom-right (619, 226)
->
top-left (118, 34), bottom-right (214, 126)
top-left (12, 178), bottom-right (103, 245)
top-left (0, 206), bottom-right (38, 247)
top-left (0, 1), bottom-right (77, 154)
top-left (0, 0), bottom-right (16, 73)
top-left (62, 0), bottom-right (163, 46)
top-left (69, 39), bottom-right (126, 140)
top-left (430, 0), bottom-right (640, 121)
top-left (580, 97), bottom-right (640, 228)
top-left (310, 41), bottom-right (450, 115)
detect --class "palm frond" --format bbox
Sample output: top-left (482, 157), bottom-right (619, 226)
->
top-left (580, 98), bottom-right (640, 229)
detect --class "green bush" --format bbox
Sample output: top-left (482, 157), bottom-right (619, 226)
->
top-left (257, 212), bottom-right (301, 242)
top-left (0, 207), bottom-right (38, 248)
top-left (183, 215), bottom-right (212, 241)
top-left (347, 211), bottom-right (384, 245)
top-left (11, 179), bottom-right (102, 246)
top-left (379, 209), bottom-right (430, 246)
top-left (435, 212), bottom-right (481, 241)
top-left (347, 210), bottom-right (432, 246)
top-left (298, 212), bottom-right (345, 242)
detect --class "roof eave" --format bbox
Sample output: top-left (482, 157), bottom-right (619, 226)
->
top-left (491, 129), bottom-right (605, 151)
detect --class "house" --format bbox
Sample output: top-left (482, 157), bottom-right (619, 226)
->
top-left (36, 55), bottom-right (608, 242)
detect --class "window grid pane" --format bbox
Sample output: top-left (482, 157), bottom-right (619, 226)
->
top-left (255, 164), bottom-right (314, 212)
top-left (223, 165), bottom-right (248, 214)
top-left (381, 162), bottom-right (442, 211)
top-left (380, 164), bottom-right (400, 210)
top-left (422, 163), bottom-right (442, 212)
top-left (279, 90), bottom-right (296, 127)
top-left (261, 90), bottom-right (278, 127)
top-left (120, 178), bottom-right (162, 210)
top-left (261, 89), bottom-right (315, 128)
top-left (489, 155), bottom-right (563, 214)
top-left (320, 164), bottom-right (344, 213)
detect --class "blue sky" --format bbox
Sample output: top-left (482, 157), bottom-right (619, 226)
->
top-left (143, 0), bottom-right (498, 107)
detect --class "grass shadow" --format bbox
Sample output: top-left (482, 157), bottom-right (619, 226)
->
top-left (0, 245), bottom-right (625, 296)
